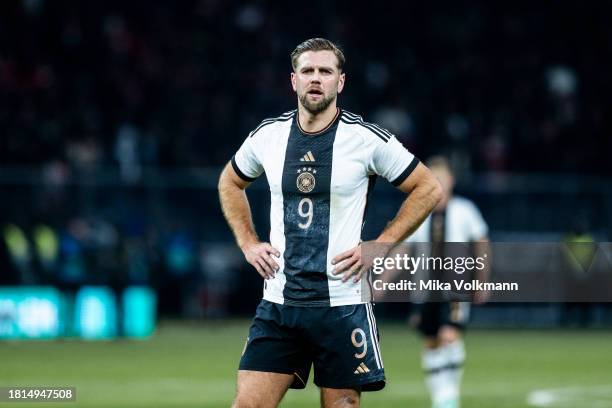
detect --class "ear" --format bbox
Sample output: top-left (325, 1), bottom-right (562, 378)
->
top-left (337, 72), bottom-right (346, 94)
top-left (291, 72), bottom-right (297, 92)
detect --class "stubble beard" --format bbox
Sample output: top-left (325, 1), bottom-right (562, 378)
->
top-left (299, 90), bottom-right (337, 115)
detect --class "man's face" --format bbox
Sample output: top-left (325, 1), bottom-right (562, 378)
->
top-left (291, 50), bottom-right (345, 115)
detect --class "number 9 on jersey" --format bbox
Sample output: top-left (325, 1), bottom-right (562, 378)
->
top-left (298, 197), bottom-right (313, 229)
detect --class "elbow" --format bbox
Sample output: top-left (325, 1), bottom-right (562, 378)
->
top-left (429, 178), bottom-right (443, 208)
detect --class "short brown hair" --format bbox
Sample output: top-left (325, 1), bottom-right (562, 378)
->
top-left (290, 38), bottom-right (345, 71)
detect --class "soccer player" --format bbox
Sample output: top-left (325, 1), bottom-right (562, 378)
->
top-left (218, 38), bottom-right (442, 408)
top-left (406, 156), bottom-right (490, 408)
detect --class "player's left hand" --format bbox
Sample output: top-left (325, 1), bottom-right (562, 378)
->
top-left (331, 245), bottom-right (365, 283)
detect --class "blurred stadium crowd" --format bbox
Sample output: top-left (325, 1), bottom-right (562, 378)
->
top-left (1, 0), bottom-right (611, 318)
top-left (1, 0), bottom-right (611, 172)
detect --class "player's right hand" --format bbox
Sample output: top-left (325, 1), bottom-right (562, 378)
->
top-left (241, 242), bottom-right (281, 280)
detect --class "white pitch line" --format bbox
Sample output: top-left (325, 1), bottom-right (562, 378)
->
top-left (527, 385), bottom-right (612, 408)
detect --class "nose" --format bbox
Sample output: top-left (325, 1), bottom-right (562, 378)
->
top-left (311, 70), bottom-right (322, 83)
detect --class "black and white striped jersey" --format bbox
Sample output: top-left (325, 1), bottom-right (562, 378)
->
top-left (406, 197), bottom-right (488, 243)
top-left (231, 108), bottom-right (419, 306)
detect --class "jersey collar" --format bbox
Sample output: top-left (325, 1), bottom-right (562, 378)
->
top-left (296, 107), bottom-right (341, 136)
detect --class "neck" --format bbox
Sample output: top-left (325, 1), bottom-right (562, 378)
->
top-left (297, 102), bottom-right (338, 133)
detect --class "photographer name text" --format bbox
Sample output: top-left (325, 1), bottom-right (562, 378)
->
top-left (372, 279), bottom-right (518, 291)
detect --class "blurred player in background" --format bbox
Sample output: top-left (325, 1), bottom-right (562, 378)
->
top-left (218, 38), bottom-right (442, 407)
top-left (406, 156), bottom-right (490, 408)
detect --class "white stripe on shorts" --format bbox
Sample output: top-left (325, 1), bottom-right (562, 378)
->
top-left (365, 303), bottom-right (383, 369)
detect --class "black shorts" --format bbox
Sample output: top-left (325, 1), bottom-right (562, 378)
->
top-left (239, 300), bottom-right (385, 391)
top-left (415, 301), bottom-right (470, 337)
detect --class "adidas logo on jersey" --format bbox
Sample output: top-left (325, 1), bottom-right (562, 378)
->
top-left (300, 151), bottom-right (315, 162)
top-left (354, 362), bottom-right (370, 374)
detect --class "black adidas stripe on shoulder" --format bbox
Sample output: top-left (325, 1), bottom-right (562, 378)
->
top-left (340, 116), bottom-right (389, 143)
top-left (342, 111), bottom-right (394, 139)
top-left (340, 112), bottom-right (392, 142)
top-left (249, 110), bottom-right (296, 137)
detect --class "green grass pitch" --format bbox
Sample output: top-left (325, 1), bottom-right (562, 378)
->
top-left (1, 321), bottom-right (611, 407)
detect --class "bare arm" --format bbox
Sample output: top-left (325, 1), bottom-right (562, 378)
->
top-left (218, 162), bottom-right (280, 279)
top-left (376, 162), bottom-right (443, 243)
top-left (332, 162), bottom-right (443, 282)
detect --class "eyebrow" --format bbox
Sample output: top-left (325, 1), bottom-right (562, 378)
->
top-left (299, 65), bottom-right (336, 72)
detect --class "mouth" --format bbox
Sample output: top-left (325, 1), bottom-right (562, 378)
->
top-left (307, 89), bottom-right (324, 96)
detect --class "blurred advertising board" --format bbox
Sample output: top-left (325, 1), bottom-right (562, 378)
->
top-left (0, 286), bottom-right (155, 340)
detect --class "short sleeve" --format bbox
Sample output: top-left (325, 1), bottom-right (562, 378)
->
top-left (370, 136), bottom-right (419, 186)
top-left (463, 201), bottom-right (489, 240)
top-left (231, 135), bottom-right (264, 182)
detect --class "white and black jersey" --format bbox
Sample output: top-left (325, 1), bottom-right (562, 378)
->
top-left (406, 197), bottom-right (488, 243)
top-left (232, 108), bottom-right (418, 307)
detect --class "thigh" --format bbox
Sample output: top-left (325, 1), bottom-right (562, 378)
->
top-left (233, 370), bottom-right (294, 408)
top-left (240, 300), bottom-right (311, 389)
top-left (447, 301), bottom-right (470, 329)
top-left (311, 303), bottom-right (385, 392)
top-left (438, 302), bottom-right (469, 343)
top-left (438, 302), bottom-right (470, 342)
top-left (320, 387), bottom-right (361, 408)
